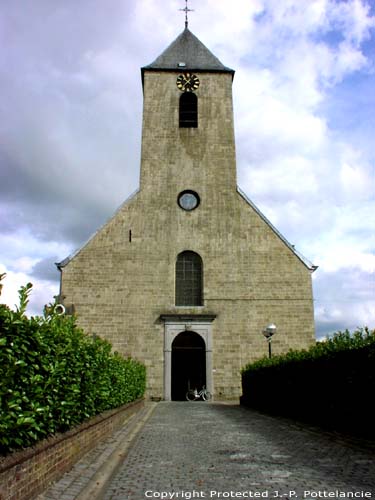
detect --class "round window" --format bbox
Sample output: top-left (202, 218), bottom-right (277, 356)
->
top-left (178, 190), bottom-right (200, 211)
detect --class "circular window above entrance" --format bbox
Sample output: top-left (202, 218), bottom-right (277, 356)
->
top-left (178, 190), bottom-right (200, 211)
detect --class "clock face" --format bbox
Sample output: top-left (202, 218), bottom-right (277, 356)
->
top-left (178, 190), bottom-right (200, 211)
top-left (176, 73), bottom-right (200, 92)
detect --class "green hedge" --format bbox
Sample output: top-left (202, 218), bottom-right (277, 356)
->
top-left (241, 327), bottom-right (375, 438)
top-left (0, 275), bottom-right (146, 455)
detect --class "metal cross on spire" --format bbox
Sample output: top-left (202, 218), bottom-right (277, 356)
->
top-left (179, 0), bottom-right (194, 29)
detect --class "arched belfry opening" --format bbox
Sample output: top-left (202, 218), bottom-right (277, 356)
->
top-left (171, 330), bottom-right (206, 400)
top-left (179, 92), bottom-right (198, 128)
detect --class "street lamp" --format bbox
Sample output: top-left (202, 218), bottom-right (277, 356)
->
top-left (262, 323), bottom-right (277, 358)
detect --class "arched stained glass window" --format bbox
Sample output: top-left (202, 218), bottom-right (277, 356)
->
top-left (175, 251), bottom-right (203, 306)
top-left (179, 92), bottom-right (198, 128)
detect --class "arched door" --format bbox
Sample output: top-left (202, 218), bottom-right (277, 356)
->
top-left (171, 331), bottom-right (206, 400)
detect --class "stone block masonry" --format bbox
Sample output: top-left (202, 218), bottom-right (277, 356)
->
top-left (0, 399), bottom-right (144, 500)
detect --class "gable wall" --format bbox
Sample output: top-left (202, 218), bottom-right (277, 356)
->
top-left (61, 188), bottom-right (315, 400)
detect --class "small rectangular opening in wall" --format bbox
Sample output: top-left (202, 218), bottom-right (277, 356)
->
top-left (129, 229), bottom-right (132, 242)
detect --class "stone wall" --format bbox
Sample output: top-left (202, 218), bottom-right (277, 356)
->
top-left (0, 399), bottom-right (144, 500)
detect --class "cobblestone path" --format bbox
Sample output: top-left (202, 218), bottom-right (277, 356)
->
top-left (104, 402), bottom-right (375, 499)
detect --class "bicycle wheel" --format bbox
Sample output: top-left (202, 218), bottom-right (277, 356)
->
top-left (186, 390), bottom-right (196, 401)
top-left (202, 390), bottom-right (212, 401)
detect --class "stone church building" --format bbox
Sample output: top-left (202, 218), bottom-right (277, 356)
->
top-left (57, 27), bottom-right (317, 401)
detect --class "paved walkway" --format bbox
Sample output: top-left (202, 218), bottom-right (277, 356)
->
top-left (40, 402), bottom-right (375, 500)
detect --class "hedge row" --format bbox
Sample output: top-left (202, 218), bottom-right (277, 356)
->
top-left (0, 275), bottom-right (146, 455)
top-left (241, 327), bottom-right (375, 438)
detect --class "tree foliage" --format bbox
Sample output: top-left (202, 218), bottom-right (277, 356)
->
top-left (241, 327), bottom-right (375, 437)
top-left (0, 274), bottom-right (146, 455)
top-left (242, 327), bottom-right (375, 374)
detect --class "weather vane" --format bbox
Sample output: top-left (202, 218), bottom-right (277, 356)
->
top-left (180, 0), bottom-right (194, 29)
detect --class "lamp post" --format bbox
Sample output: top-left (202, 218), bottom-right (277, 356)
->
top-left (262, 323), bottom-right (277, 358)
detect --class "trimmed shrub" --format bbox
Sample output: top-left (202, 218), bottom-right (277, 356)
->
top-left (241, 327), bottom-right (375, 437)
top-left (0, 275), bottom-right (146, 455)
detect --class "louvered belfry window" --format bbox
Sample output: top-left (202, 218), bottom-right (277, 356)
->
top-left (179, 92), bottom-right (198, 128)
top-left (175, 251), bottom-right (203, 306)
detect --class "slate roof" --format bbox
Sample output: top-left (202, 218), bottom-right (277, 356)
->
top-left (142, 28), bottom-right (234, 76)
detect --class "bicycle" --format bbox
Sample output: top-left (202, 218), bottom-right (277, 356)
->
top-left (186, 386), bottom-right (212, 401)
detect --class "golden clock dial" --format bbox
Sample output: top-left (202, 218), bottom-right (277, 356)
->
top-left (176, 73), bottom-right (200, 92)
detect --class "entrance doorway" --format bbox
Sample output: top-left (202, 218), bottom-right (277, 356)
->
top-left (171, 331), bottom-right (206, 400)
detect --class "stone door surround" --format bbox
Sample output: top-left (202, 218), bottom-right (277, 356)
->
top-left (160, 314), bottom-right (216, 401)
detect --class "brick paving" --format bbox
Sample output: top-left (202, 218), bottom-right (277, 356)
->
top-left (37, 404), bottom-right (155, 500)
top-left (40, 402), bottom-right (375, 500)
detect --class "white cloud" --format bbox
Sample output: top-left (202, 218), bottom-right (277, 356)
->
top-left (0, 265), bottom-right (58, 316)
top-left (319, 246), bottom-right (374, 274)
top-left (0, 230), bottom-right (70, 269)
top-left (314, 266), bottom-right (375, 338)
top-left (0, 230), bottom-right (68, 314)
top-left (0, 266), bottom-right (29, 311)
top-left (329, 0), bottom-right (375, 44)
top-left (340, 160), bottom-right (373, 200)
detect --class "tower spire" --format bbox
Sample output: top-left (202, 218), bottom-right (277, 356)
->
top-left (179, 0), bottom-right (194, 29)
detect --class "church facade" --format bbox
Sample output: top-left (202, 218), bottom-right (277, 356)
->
top-left (57, 28), bottom-right (316, 401)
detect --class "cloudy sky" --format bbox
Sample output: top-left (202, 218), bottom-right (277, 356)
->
top-left (0, 0), bottom-right (374, 339)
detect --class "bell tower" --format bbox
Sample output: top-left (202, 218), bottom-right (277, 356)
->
top-left (139, 28), bottom-right (237, 205)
